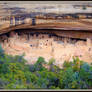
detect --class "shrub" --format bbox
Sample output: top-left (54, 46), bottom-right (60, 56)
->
top-left (0, 44), bottom-right (4, 57)
top-left (33, 57), bottom-right (47, 71)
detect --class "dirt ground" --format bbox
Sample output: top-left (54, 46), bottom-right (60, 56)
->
top-left (1, 33), bottom-right (92, 68)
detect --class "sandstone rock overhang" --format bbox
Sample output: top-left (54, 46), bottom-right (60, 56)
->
top-left (1, 16), bottom-right (92, 39)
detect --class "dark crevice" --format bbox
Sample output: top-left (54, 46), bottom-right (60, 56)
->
top-left (0, 28), bottom-right (87, 44)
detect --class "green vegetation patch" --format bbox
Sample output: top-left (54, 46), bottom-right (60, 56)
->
top-left (0, 44), bottom-right (92, 89)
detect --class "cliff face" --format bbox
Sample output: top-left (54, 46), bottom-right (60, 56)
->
top-left (1, 2), bottom-right (92, 16)
top-left (0, 2), bottom-right (92, 67)
top-left (0, 2), bottom-right (92, 36)
top-left (1, 30), bottom-right (92, 67)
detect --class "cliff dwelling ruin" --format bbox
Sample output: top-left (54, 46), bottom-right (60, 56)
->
top-left (0, 28), bottom-right (92, 68)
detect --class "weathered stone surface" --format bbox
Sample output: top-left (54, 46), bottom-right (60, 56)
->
top-left (1, 32), bottom-right (92, 67)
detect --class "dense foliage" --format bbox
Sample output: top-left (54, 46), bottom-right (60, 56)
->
top-left (0, 44), bottom-right (92, 89)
